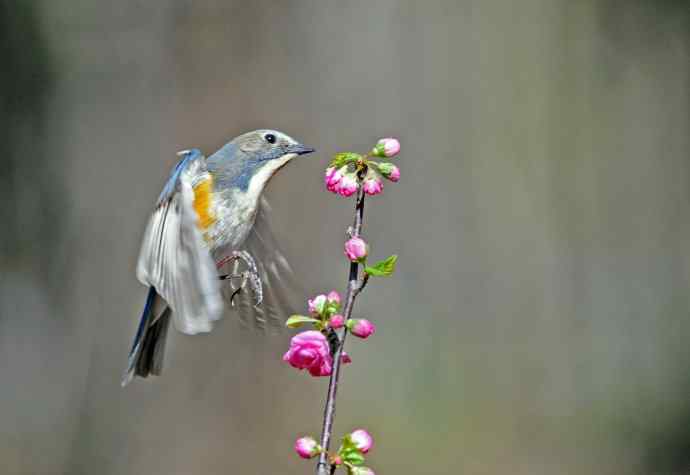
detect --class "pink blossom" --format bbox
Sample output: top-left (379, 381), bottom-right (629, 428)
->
top-left (341, 351), bottom-right (352, 364)
top-left (362, 176), bottom-right (384, 196)
top-left (308, 294), bottom-right (327, 316)
top-left (327, 290), bottom-right (341, 305)
top-left (329, 314), bottom-right (345, 329)
top-left (349, 319), bottom-right (376, 339)
top-left (332, 455), bottom-right (343, 466)
top-left (337, 173), bottom-right (359, 197)
top-left (294, 436), bottom-right (320, 459)
top-left (344, 237), bottom-right (368, 262)
top-left (350, 429), bottom-right (374, 453)
top-left (373, 137), bottom-right (401, 158)
top-left (283, 331), bottom-right (333, 377)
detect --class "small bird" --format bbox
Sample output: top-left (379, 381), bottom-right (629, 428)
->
top-left (122, 130), bottom-right (314, 386)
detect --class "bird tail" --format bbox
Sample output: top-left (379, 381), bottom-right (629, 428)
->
top-left (121, 287), bottom-right (172, 386)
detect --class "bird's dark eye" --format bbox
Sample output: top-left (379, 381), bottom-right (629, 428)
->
top-left (265, 133), bottom-right (276, 144)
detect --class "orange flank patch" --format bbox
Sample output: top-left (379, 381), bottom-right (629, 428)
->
top-left (192, 176), bottom-right (216, 230)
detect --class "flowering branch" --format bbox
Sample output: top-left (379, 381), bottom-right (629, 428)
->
top-left (284, 138), bottom-right (401, 475)
top-left (316, 186), bottom-right (365, 475)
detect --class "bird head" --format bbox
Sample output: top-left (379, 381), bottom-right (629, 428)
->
top-left (207, 129), bottom-right (315, 194)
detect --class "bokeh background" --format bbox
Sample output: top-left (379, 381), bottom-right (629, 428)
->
top-left (2, 1), bottom-right (690, 474)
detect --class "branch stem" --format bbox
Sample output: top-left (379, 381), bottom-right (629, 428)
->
top-left (315, 186), bottom-right (366, 475)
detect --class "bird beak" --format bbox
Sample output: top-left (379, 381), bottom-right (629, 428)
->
top-left (287, 143), bottom-right (315, 156)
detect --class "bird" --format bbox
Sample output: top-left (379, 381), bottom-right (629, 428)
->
top-left (122, 129), bottom-right (314, 386)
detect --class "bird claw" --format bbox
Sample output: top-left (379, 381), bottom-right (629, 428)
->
top-left (218, 251), bottom-right (263, 307)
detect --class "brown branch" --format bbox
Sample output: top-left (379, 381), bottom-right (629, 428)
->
top-left (315, 186), bottom-right (366, 475)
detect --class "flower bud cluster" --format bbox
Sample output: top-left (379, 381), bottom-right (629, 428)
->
top-left (325, 138), bottom-right (400, 197)
top-left (294, 429), bottom-right (376, 474)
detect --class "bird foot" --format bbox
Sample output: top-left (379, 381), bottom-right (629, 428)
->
top-left (218, 251), bottom-right (263, 307)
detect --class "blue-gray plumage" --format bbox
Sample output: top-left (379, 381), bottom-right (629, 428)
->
top-left (122, 130), bottom-right (314, 386)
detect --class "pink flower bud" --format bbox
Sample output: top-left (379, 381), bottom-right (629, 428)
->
top-left (325, 166), bottom-right (344, 193)
top-left (362, 176), bottom-right (384, 196)
top-left (308, 294), bottom-right (327, 316)
top-left (372, 137), bottom-right (401, 158)
top-left (337, 173), bottom-right (359, 197)
top-left (350, 429), bottom-right (374, 453)
top-left (348, 319), bottom-right (376, 339)
top-left (329, 314), bottom-right (345, 329)
top-left (377, 162), bottom-right (400, 182)
top-left (388, 165), bottom-right (400, 182)
top-left (341, 351), bottom-right (352, 364)
top-left (332, 455), bottom-right (343, 466)
top-left (294, 436), bottom-right (321, 459)
top-left (351, 467), bottom-right (375, 475)
top-left (283, 331), bottom-right (333, 377)
top-left (344, 237), bottom-right (368, 262)
top-left (327, 290), bottom-right (341, 305)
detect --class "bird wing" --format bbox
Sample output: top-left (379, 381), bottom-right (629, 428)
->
top-left (136, 149), bottom-right (224, 335)
top-left (229, 197), bottom-right (303, 330)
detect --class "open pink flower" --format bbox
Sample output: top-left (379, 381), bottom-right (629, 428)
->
top-left (294, 436), bottom-right (321, 459)
top-left (283, 331), bottom-right (332, 377)
top-left (344, 237), bottom-right (368, 262)
top-left (348, 319), bottom-right (376, 339)
top-left (373, 137), bottom-right (401, 158)
top-left (350, 429), bottom-right (374, 454)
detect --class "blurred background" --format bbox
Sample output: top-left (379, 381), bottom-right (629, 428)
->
top-left (1, 1), bottom-right (689, 474)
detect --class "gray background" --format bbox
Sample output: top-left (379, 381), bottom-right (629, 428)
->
top-left (1, 1), bottom-right (689, 474)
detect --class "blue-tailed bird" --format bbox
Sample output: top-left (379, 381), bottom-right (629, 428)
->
top-left (122, 130), bottom-right (314, 386)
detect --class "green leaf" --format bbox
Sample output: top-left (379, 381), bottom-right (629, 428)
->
top-left (364, 254), bottom-right (398, 277)
top-left (285, 315), bottom-right (319, 328)
top-left (331, 152), bottom-right (362, 169)
top-left (341, 447), bottom-right (365, 466)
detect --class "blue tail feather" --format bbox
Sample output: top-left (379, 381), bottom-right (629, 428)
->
top-left (129, 287), bottom-right (156, 357)
top-left (122, 287), bottom-right (157, 386)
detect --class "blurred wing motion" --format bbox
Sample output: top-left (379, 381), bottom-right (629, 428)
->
top-left (227, 197), bottom-right (303, 330)
top-left (136, 150), bottom-right (223, 335)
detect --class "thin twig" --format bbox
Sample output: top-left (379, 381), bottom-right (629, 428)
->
top-left (315, 186), bottom-right (366, 475)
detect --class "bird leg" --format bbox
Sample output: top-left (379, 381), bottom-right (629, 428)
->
top-left (217, 250), bottom-right (263, 308)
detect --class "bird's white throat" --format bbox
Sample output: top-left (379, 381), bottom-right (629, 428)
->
top-left (246, 153), bottom-right (297, 197)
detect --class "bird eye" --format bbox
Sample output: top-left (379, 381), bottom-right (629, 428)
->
top-left (265, 133), bottom-right (276, 144)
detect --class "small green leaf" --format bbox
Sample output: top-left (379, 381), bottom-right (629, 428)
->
top-left (285, 315), bottom-right (319, 328)
top-left (341, 447), bottom-right (365, 466)
top-left (364, 254), bottom-right (398, 277)
top-left (331, 152), bottom-right (362, 169)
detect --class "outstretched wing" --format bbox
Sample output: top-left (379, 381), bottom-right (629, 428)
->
top-left (136, 150), bottom-right (223, 335)
top-left (229, 197), bottom-right (303, 330)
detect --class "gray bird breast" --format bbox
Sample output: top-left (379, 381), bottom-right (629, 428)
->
top-left (206, 187), bottom-right (260, 260)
